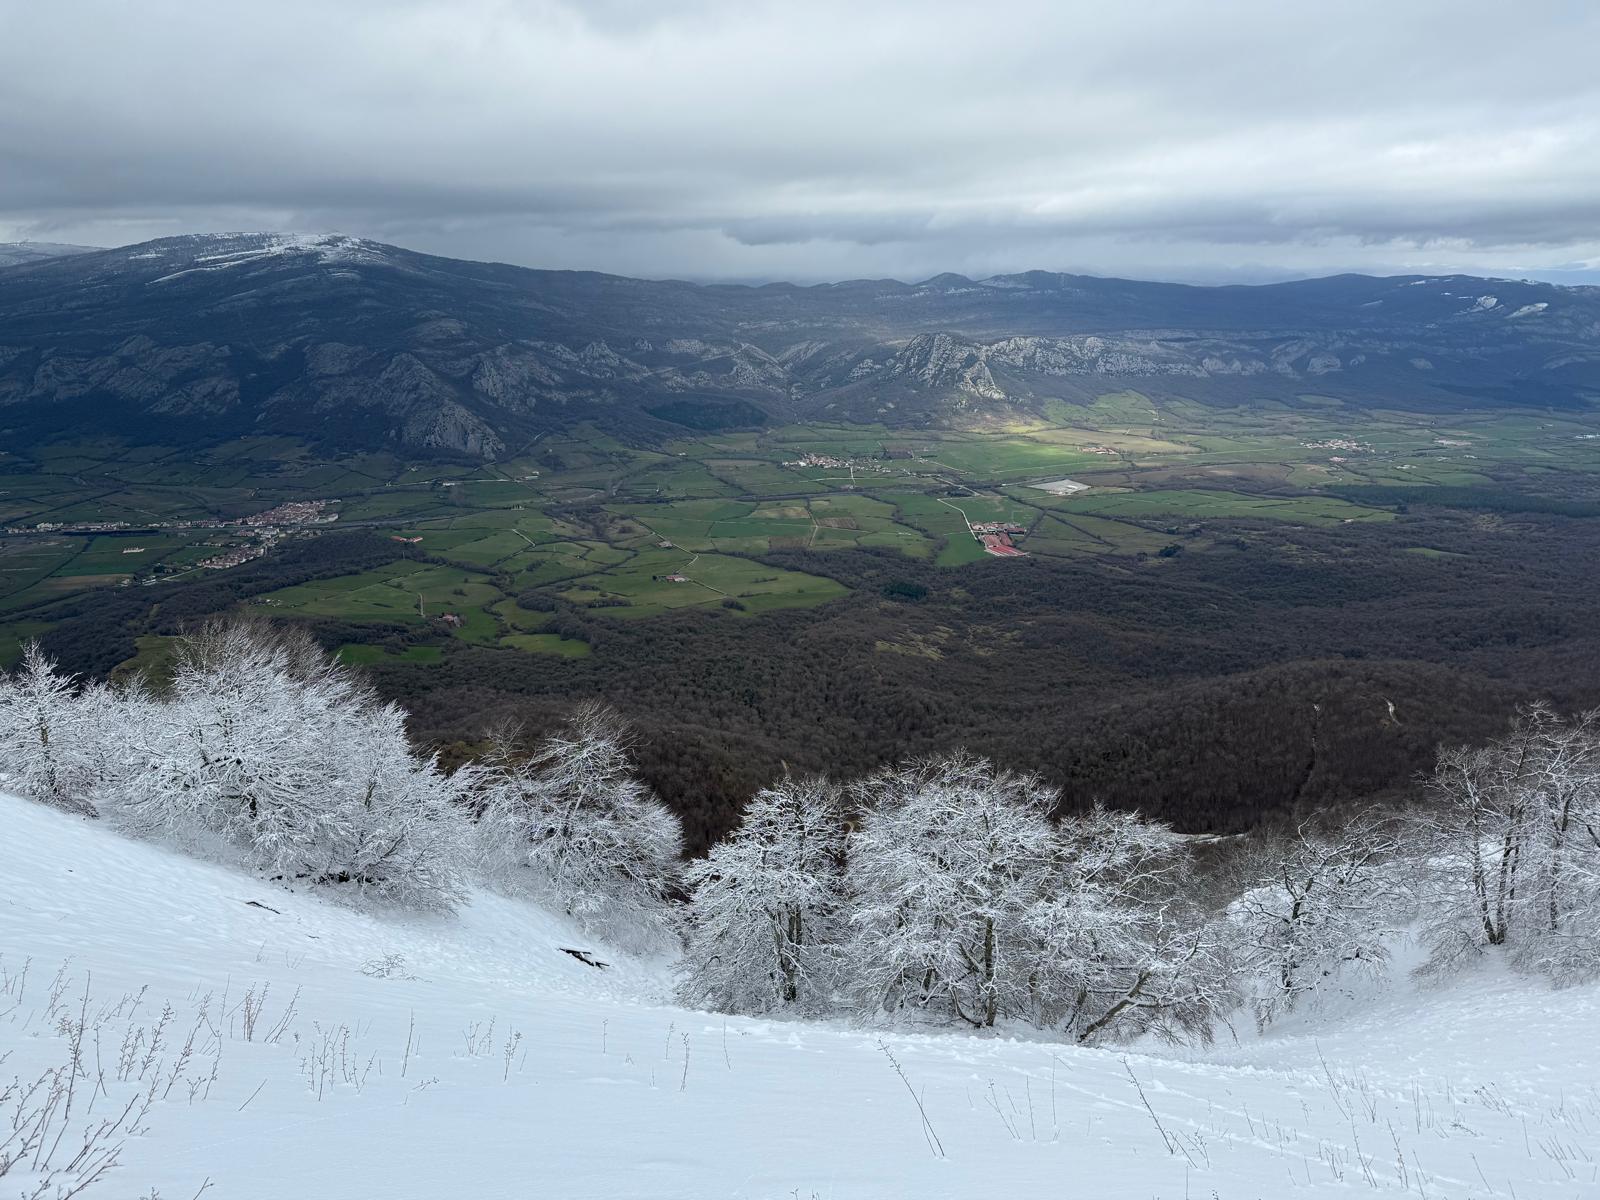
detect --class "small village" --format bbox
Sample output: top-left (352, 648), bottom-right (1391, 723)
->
top-left (4, 519), bottom-right (133, 535)
top-left (235, 499), bottom-right (338, 527)
top-left (176, 501), bottom-right (338, 573)
top-left (781, 452), bottom-right (898, 475)
top-left (3, 498), bottom-right (338, 537)
top-left (1302, 438), bottom-right (1370, 452)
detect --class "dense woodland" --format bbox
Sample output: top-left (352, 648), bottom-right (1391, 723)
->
top-left (22, 501), bottom-right (1600, 853)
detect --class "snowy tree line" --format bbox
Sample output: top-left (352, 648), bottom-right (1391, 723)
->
top-left (677, 707), bottom-right (1600, 1038)
top-left (3, 625), bottom-right (1598, 1044)
top-left (0, 627), bottom-right (681, 928)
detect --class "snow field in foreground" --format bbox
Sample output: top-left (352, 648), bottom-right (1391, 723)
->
top-left (2, 791), bottom-right (1597, 1199)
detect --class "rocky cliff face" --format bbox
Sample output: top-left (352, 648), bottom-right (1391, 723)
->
top-left (0, 233), bottom-right (1595, 458)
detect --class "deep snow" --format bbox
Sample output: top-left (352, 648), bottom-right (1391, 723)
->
top-left (2, 791), bottom-right (1596, 1199)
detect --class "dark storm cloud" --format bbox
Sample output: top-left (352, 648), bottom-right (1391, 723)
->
top-left (2, 0), bottom-right (1598, 282)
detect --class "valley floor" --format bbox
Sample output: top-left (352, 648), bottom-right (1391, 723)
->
top-left (2, 791), bottom-right (1596, 1199)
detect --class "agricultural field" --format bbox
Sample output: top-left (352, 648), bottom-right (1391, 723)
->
top-left (1043, 489), bottom-right (1393, 526)
top-left (559, 550), bottom-right (848, 618)
top-left (258, 562), bottom-right (502, 622)
top-left (3, 391), bottom-right (1598, 675)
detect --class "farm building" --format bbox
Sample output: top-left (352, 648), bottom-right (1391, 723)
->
top-left (980, 533), bottom-right (1027, 558)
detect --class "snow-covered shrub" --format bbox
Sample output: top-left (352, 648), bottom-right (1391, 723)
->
top-left (110, 622), bottom-right (473, 909)
top-left (0, 642), bottom-right (116, 816)
top-left (1417, 703), bottom-right (1600, 984)
top-left (1228, 814), bottom-right (1411, 1027)
top-left (677, 773), bottom-right (847, 1014)
top-left (476, 702), bottom-right (682, 948)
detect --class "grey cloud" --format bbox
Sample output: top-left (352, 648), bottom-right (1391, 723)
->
top-left (2, 0), bottom-right (1598, 283)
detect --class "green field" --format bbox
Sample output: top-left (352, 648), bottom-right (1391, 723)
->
top-left (1050, 489), bottom-right (1392, 525)
top-left (4, 394), bottom-right (1598, 671)
top-left (501, 633), bottom-right (592, 657)
top-left (560, 550), bottom-right (848, 618)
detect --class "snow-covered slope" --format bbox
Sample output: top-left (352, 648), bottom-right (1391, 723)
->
top-left (2, 790), bottom-right (1596, 1199)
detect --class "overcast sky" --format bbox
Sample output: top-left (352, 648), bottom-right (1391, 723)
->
top-left (3, 1), bottom-right (1598, 284)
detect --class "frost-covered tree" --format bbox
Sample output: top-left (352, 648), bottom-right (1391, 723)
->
top-left (308, 699), bottom-right (476, 908)
top-left (843, 753), bottom-right (1060, 1028)
top-left (842, 754), bottom-right (1222, 1042)
top-left (0, 643), bottom-right (100, 815)
top-left (1417, 704), bottom-right (1600, 983)
top-left (1023, 804), bottom-right (1224, 1044)
top-left (115, 623), bottom-right (342, 856)
top-left (477, 702), bottom-right (682, 947)
top-left (677, 774), bottom-right (846, 1014)
top-left (1514, 709), bottom-right (1600, 983)
top-left (74, 675), bottom-right (158, 814)
top-left (112, 622), bottom-right (472, 908)
top-left (1229, 815), bottom-right (1411, 1027)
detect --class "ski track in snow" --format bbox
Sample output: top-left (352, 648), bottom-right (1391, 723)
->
top-left (1, 790), bottom-right (1597, 1199)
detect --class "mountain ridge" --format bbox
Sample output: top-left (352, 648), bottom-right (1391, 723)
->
top-left (0, 240), bottom-right (102, 268)
top-left (1, 232), bottom-right (1596, 459)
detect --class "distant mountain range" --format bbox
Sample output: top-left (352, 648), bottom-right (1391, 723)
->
top-left (0, 241), bottom-right (101, 268)
top-left (1, 232), bottom-right (1595, 459)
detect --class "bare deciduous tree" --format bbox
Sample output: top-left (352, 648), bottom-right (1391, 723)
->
top-left (1229, 814), bottom-right (1412, 1026)
top-left (0, 642), bottom-right (100, 816)
top-left (1417, 704), bottom-right (1600, 983)
top-left (676, 773), bottom-right (846, 1014)
top-left (93, 622), bottom-right (472, 908)
top-left (477, 702), bottom-right (682, 948)
top-left (1027, 804), bottom-right (1228, 1044)
top-left (843, 753), bottom-right (1060, 1029)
